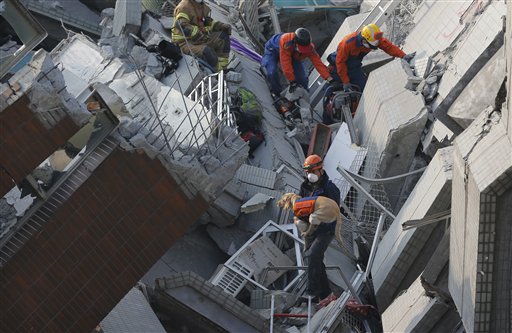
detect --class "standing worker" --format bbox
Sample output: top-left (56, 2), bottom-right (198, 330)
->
top-left (171, 0), bottom-right (232, 72)
top-left (329, 23), bottom-right (415, 92)
top-left (299, 154), bottom-right (340, 305)
top-left (261, 28), bottom-right (334, 98)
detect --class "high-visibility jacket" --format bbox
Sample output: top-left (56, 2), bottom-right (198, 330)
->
top-left (335, 31), bottom-right (405, 84)
top-left (267, 32), bottom-right (331, 83)
top-left (171, 0), bottom-right (212, 42)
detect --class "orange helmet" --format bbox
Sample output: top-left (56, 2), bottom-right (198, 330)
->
top-left (303, 154), bottom-right (323, 172)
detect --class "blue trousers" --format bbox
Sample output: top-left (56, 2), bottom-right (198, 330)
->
top-left (330, 65), bottom-right (367, 92)
top-left (304, 231), bottom-right (334, 300)
top-left (261, 44), bottom-right (308, 96)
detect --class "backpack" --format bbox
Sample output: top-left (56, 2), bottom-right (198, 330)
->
top-left (158, 40), bottom-right (182, 63)
top-left (232, 87), bottom-right (265, 157)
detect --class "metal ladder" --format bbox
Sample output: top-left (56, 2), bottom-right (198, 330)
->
top-left (0, 135), bottom-right (119, 267)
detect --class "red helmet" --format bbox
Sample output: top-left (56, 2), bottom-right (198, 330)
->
top-left (303, 154), bottom-right (323, 172)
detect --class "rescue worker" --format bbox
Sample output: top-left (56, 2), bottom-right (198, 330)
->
top-left (299, 154), bottom-right (340, 304)
top-left (171, 0), bottom-right (231, 72)
top-left (261, 28), bottom-right (334, 98)
top-left (329, 23), bottom-right (415, 92)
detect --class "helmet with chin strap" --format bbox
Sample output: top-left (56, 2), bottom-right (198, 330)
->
top-left (303, 154), bottom-right (323, 172)
top-left (360, 23), bottom-right (383, 49)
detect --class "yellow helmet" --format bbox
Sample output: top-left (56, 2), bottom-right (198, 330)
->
top-left (361, 23), bottom-right (383, 47)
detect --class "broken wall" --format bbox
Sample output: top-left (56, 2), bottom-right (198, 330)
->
top-left (449, 108), bottom-right (512, 333)
top-left (353, 59), bottom-right (427, 211)
top-left (0, 51), bottom-right (90, 197)
top-left (372, 147), bottom-right (453, 311)
top-left (0, 144), bottom-right (209, 332)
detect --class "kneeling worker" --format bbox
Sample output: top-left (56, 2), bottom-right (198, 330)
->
top-left (261, 28), bottom-right (333, 97)
top-left (172, 0), bottom-right (231, 72)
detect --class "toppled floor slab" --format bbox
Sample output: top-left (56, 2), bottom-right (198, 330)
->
top-left (100, 287), bottom-right (166, 333)
top-left (353, 59), bottom-right (427, 211)
top-left (372, 147), bottom-right (453, 311)
top-left (447, 46), bottom-right (506, 129)
top-left (153, 272), bottom-right (274, 332)
top-left (450, 107), bottom-right (512, 333)
top-left (382, 277), bottom-right (454, 332)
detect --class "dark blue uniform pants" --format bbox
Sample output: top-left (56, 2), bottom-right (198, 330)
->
top-left (304, 230), bottom-right (334, 300)
top-left (261, 43), bottom-right (309, 96)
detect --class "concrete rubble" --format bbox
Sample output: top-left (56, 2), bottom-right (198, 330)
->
top-left (2, 0), bottom-right (512, 332)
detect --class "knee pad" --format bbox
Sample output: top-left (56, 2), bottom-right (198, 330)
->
top-left (202, 47), bottom-right (218, 69)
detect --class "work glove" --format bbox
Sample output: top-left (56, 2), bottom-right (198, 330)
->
top-left (202, 16), bottom-right (213, 26)
top-left (343, 83), bottom-right (351, 92)
top-left (403, 51), bottom-right (416, 63)
top-left (289, 81), bottom-right (299, 94)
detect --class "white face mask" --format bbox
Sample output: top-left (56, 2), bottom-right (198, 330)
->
top-left (307, 173), bottom-right (319, 183)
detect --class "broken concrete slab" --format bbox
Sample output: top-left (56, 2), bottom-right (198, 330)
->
top-left (113, 0), bottom-right (142, 36)
top-left (411, 54), bottom-right (433, 79)
top-left (142, 226), bottom-right (228, 284)
top-left (353, 59), bottom-right (428, 211)
top-left (421, 119), bottom-right (454, 157)
top-left (154, 272), bottom-right (272, 332)
top-left (206, 224), bottom-right (253, 256)
top-left (100, 287), bottom-right (166, 333)
top-left (141, 12), bottom-right (171, 42)
top-left (241, 193), bottom-right (274, 213)
top-left (403, 1), bottom-right (473, 55)
top-left (382, 278), bottom-right (453, 332)
top-left (437, 1), bottom-right (506, 100)
top-left (449, 107), bottom-right (512, 333)
top-left (371, 147), bottom-right (453, 311)
top-left (0, 49), bottom-right (91, 126)
top-left (447, 46), bottom-right (506, 129)
top-left (236, 236), bottom-right (294, 286)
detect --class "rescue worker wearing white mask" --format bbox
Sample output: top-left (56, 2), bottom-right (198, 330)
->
top-left (298, 154), bottom-right (340, 304)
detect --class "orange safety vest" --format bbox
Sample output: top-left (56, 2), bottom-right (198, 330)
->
top-left (293, 196), bottom-right (318, 218)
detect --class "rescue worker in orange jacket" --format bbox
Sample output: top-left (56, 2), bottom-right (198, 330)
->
top-left (328, 23), bottom-right (415, 92)
top-left (261, 28), bottom-right (333, 97)
top-left (171, 0), bottom-right (231, 72)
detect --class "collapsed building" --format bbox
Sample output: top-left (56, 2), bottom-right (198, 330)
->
top-left (0, 0), bottom-right (511, 332)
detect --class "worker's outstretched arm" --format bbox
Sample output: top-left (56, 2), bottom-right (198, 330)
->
top-left (308, 52), bottom-right (331, 80)
top-left (379, 38), bottom-right (406, 58)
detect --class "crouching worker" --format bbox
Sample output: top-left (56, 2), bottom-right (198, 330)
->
top-left (171, 0), bottom-right (231, 72)
top-left (261, 28), bottom-right (333, 98)
top-left (330, 23), bottom-right (414, 92)
top-left (277, 192), bottom-right (343, 306)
